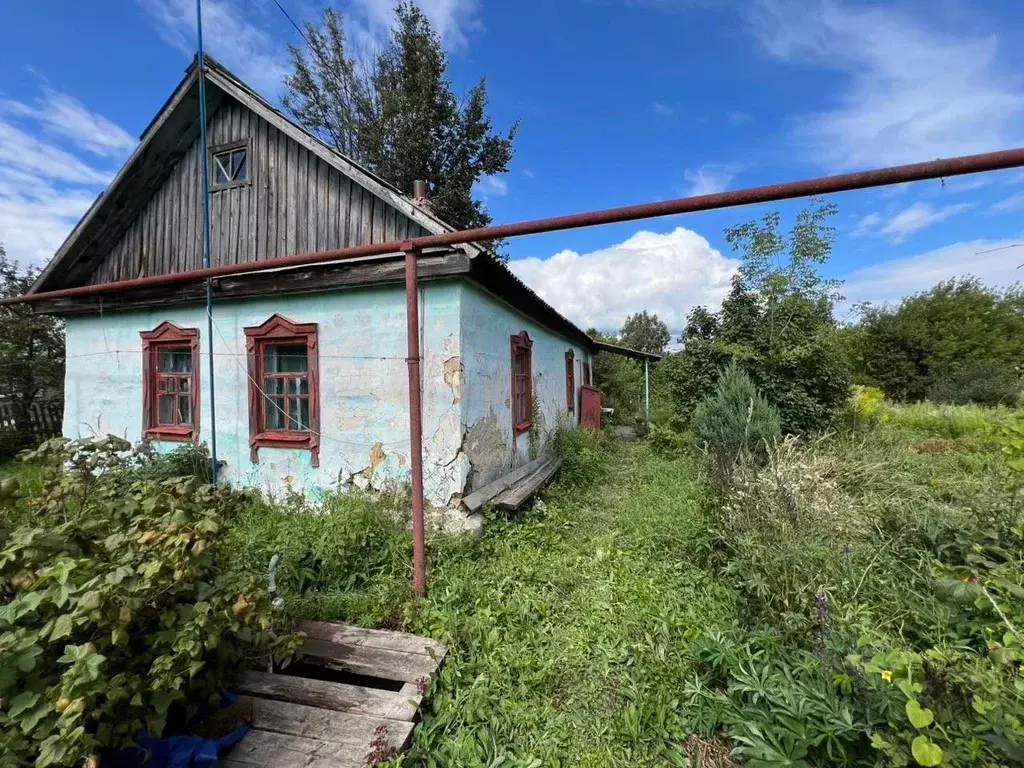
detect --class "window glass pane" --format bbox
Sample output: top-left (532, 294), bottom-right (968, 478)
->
top-left (231, 150), bottom-right (247, 181)
top-left (214, 154), bottom-right (230, 185)
top-left (158, 347), bottom-right (191, 373)
top-left (157, 379), bottom-right (169, 393)
top-left (177, 395), bottom-right (192, 425)
top-left (265, 396), bottom-right (286, 430)
top-left (514, 352), bottom-right (525, 375)
top-left (158, 395), bottom-right (174, 425)
top-left (286, 376), bottom-right (309, 395)
top-left (264, 377), bottom-right (285, 395)
top-left (291, 398), bottom-right (310, 431)
top-left (264, 344), bottom-right (307, 373)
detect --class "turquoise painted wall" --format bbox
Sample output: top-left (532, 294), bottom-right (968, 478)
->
top-left (62, 281), bottom-right (465, 505)
top-left (459, 282), bottom-right (592, 490)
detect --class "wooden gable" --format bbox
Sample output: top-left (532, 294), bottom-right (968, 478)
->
top-left (87, 98), bottom-right (430, 285)
top-left (31, 58), bottom-right (454, 293)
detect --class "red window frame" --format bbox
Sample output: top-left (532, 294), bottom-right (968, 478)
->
top-left (511, 331), bottom-right (533, 433)
top-left (140, 321), bottom-right (200, 442)
top-left (244, 314), bottom-right (320, 467)
top-left (565, 349), bottom-right (575, 414)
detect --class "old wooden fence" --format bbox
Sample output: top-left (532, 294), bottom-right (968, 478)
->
top-left (0, 399), bottom-right (63, 441)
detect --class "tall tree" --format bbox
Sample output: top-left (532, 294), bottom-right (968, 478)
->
top-left (660, 200), bottom-right (850, 433)
top-left (0, 247), bottom-right (65, 454)
top-left (619, 311), bottom-right (670, 355)
top-left (283, 3), bottom-right (517, 239)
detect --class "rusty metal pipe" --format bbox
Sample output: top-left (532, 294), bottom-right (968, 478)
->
top-left (6, 146), bottom-right (1024, 307)
top-left (404, 248), bottom-right (427, 598)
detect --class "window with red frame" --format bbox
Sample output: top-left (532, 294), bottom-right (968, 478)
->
top-left (511, 331), bottom-right (533, 432)
top-left (244, 315), bottom-right (320, 466)
top-left (565, 349), bottom-right (575, 413)
top-left (583, 359), bottom-right (592, 387)
top-left (141, 322), bottom-right (199, 441)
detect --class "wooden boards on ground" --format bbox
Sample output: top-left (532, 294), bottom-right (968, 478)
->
top-left (493, 458), bottom-right (563, 511)
top-left (226, 621), bottom-right (447, 768)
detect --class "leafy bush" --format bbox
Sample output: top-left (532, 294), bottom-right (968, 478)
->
top-left (550, 426), bottom-right (610, 489)
top-left (843, 384), bottom-right (888, 429)
top-left (926, 359), bottom-right (1022, 407)
top-left (0, 437), bottom-right (301, 768)
top-left (691, 363), bottom-right (781, 476)
top-left (662, 201), bottom-right (852, 434)
top-left (224, 491), bottom-right (410, 624)
top-left (648, 422), bottom-right (690, 458)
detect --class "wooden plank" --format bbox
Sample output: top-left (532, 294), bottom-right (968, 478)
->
top-left (299, 638), bottom-right (439, 684)
top-left (493, 459), bottom-right (562, 511)
top-left (223, 729), bottom-right (368, 768)
top-left (462, 457), bottom-right (547, 512)
top-left (298, 621), bottom-right (446, 658)
top-left (233, 670), bottom-right (419, 722)
top-left (242, 696), bottom-right (414, 751)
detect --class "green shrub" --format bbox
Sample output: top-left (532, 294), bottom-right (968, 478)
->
top-left (691, 363), bottom-right (781, 474)
top-left (0, 437), bottom-right (301, 768)
top-left (550, 426), bottom-right (610, 489)
top-left (648, 422), bottom-right (689, 458)
top-left (926, 360), bottom-right (1022, 407)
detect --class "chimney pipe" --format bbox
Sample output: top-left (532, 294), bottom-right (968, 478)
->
top-left (412, 179), bottom-right (429, 204)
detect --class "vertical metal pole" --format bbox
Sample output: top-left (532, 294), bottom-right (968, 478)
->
top-left (644, 358), bottom-right (650, 419)
top-left (404, 249), bottom-right (426, 597)
top-left (196, 0), bottom-right (218, 483)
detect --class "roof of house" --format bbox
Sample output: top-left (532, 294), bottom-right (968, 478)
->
top-left (28, 57), bottom-right (658, 359)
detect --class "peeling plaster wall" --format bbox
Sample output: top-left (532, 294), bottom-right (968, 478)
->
top-left (62, 282), bottom-right (464, 505)
top-left (459, 282), bottom-right (593, 491)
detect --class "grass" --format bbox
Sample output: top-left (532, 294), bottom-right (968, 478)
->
top-left (3, 400), bottom-right (1016, 766)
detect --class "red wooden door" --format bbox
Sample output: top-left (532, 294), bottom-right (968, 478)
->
top-left (580, 386), bottom-right (602, 431)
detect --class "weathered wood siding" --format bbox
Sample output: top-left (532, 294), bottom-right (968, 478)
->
top-left (88, 99), bottom-right (428, 284)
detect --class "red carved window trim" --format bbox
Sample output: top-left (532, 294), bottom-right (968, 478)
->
top-left (565, 349), bottom-right (575, 414)
top-left (511, 331), bottom-right (533, 434)
top-left (141, 322), bottom-right (200, 442)
top-left (244, 314), bottom-right (320, 467)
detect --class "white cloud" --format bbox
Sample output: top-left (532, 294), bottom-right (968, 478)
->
top-left (0, 88), bottom-right (127, 268)
top-left (138, 0), bottom-right (290, 95)
top-left (747, 0), bottom-right (1024, 169)
top-left (509, 227), bottom-right (739, 333)
top-left (853, 201), bottom-right (972, 243)
top-left (843, 238), bottom-right (1024, 308)
top-left (682, 163), bottom-right (741, 196)
top-left (475, 175), bottom-right (508, 197)
top-left (990, 192), bottom-right (1024, 214)
top-left (725, 109), bottom-right (751, 125)
top-left (522, 169), bottom-right (536, 179)
top-left (348, 0), bottom-right (481, 51)
top-left (3, 89), bottom-right (136, 158)
top-left (652, 101), bottom-right (675, 117)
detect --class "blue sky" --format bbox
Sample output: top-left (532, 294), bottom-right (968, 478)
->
top-left (2, 0), bottom-right (1024, 333)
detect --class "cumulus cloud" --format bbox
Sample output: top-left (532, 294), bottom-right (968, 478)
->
top-left (682, 163), bottom-right (741, 196)
top-left (853, 201), bottom-right (972, 243)
top-left (652, 101), bottom-right (675, 117)
top-left (843, 238), bottom-right (1024, 308)
top-left (747, 0), bottom-right (1024, 169)
top-left (509, 227), bottom-right (739, 334)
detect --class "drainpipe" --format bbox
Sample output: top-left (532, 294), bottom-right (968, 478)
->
top-left (404, 247), bottom-right (427, 598)
top-left (644, 358), bottom-right (650, 420)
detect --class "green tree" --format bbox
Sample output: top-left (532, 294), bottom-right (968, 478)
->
top-left (660, 200), bottom-right (850, 433)
top-left (588, 328), bottom-right (645, 425)
top-left (847, 278), bottom-right (1024, 405)
top-left (0, 247), bottom-right (65, 455)
top-left (619, 311), bottom-right (670, 355)
top-left (283, 3), bottom-right (517, 239)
